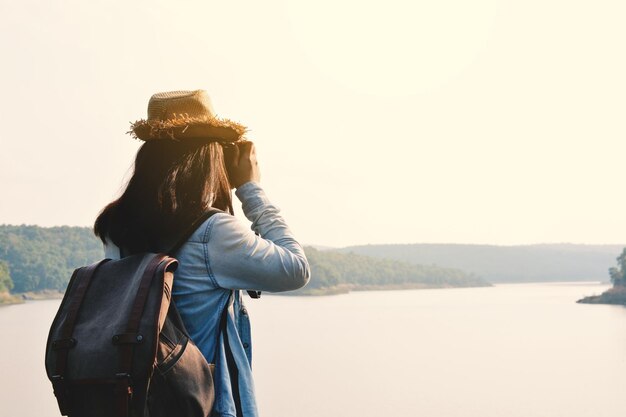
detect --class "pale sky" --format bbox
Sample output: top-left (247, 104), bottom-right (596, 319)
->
top-left (0, 0), bottom-right (624, 247)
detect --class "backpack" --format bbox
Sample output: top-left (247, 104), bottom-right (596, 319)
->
top-left (44, 209), bottom-right (255, 417)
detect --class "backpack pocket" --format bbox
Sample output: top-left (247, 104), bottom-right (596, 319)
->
top-left (148, 314), bottom-right (216, 417)
top-left (157, 329), bottom-right (187, 374)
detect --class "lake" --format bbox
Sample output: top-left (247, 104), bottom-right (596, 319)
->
top-left (1, 282), bottom-right (625, 417)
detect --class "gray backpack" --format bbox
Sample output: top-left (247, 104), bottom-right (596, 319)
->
top-left (45, 210), bottom-right (229, 417)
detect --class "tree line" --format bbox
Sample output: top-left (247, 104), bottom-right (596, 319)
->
top-left (0, 225), bottom-right (490, 296)
top-left (0, 225), bottom-right (103, 293)
top-left (609, 248), bottom-right (626, 286)
top-left (300, 247), bottom-right (488, 294)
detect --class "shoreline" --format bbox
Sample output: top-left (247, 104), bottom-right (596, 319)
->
top-left (290, 282), bottom-right (493, 296)
top-left (0, 290), bottom-right (64, 307)
top-left (2, 282), bottom-right (617, 302)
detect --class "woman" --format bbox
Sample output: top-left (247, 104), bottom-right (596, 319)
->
top-left (94, 90), bottom-right (310, 417)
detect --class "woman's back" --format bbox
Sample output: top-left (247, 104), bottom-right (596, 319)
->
top-left (96, 90), bottom-right (310, 417)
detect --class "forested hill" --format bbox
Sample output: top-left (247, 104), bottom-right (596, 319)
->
top-left (0, 225), bottom-right (102, 292)
top-left (339, 244), bottom-right (626, 283)
top-left (0, 225), bottom-right (489, 298)
top-left (299, 248), bottom-right (489, 295)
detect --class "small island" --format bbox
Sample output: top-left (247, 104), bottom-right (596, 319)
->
top-left (577, 248), bottom-right (626, 306)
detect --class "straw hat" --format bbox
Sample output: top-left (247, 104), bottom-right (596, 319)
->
top-left (129, 90), bottom-right (247, 142)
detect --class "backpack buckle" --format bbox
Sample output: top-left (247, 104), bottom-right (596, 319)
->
top-left (115, 373), bottom-right (133, 417)
top-left (112, 333), bottom-right (144, 345)
top-left (115, 373), bottom-right (133, 394)
top-left (51, 338), bottom-right (77, 350)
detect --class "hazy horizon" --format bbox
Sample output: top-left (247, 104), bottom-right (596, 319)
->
top-left (2, 221), bottom-right (625, 249)
top-left (1, 0), bottom-right (624, 248)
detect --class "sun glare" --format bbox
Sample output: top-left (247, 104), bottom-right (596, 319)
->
top-left (285, 0), bottom-right (498, 96)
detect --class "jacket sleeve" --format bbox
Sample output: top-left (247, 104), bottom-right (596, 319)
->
top-left (206, 182), bottom-right (311, 292)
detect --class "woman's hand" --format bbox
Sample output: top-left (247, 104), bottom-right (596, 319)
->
top-left (226, 141), bottom-right (261, 189)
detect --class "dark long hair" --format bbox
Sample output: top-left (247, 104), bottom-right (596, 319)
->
top-left (94, 139), bottom-right (232, 253)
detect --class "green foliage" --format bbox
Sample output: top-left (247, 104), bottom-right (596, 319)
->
top-left (300, 247), bottom-right (489, 294)
top-left (609, 248), bottom-right (626, 286)
top-left (0, 225), bottom-right (489, 296)
top-left (577, 248), bottom-right (626, 305)
top-left (0, 225), bottom-right (103, 293)
top-left (0, 260), bottom-right (13, 292)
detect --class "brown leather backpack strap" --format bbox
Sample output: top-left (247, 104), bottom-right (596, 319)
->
top-left (127, 255), bottom-right (172, 335)
top-left (53, 260), bottom-right (109, 371)
top-left (51, 259), bottom-right (109, 415)
top-left (113, 254), bottom-right (173, 417)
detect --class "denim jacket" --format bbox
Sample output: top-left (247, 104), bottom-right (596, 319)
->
top-left (104, 182), bottom-right (310, 417)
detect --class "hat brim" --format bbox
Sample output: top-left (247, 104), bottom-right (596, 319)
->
top-left (129, 115), bottom-right (247, 142)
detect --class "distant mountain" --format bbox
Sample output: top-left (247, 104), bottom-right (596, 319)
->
top-left (304, 244), bottom-right (336, 251)
top-left (338, 244), bottom-right (625, 283)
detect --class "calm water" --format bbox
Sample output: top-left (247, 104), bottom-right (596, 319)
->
top-left (1, 282), bottom-right (625, 417)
